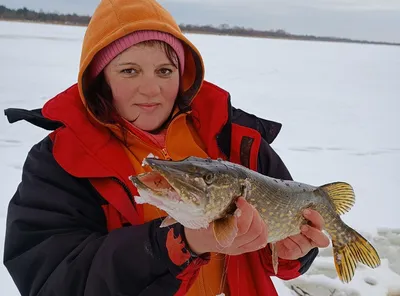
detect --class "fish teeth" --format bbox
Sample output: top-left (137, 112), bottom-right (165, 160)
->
top-left (142, 153), bottom-right (159, 167)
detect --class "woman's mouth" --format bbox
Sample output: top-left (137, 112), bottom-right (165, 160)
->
top-left (135, 103), bottom-right (160, 112)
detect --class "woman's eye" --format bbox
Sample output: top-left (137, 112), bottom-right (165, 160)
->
top-left (121, 68), bottom-right (138, 75)
top-left (157, 68), bottom-right (173, 76)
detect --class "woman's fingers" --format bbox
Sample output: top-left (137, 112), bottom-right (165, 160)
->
top-left (207, 197), bottom-right (270, 255)
top-left (234, 198), bottom-right (268, 251)
top-left (303, 209), bottom-right (325, 230)
top-left (237, 218), bottom-right (268, 253)
top-left (301, 225), bottom-right (330, 248)
top-left (235, 197), bottom-right (255, 236)
top-left (286, 233), bottom-right (313, 254)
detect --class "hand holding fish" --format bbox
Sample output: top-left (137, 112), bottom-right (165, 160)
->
top-left (185, 196), bottom-right (269, 256)
top-left (274, 209), bottom-right (330, 260)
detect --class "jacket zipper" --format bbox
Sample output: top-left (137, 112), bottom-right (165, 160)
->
top-left (161, 147), bottom-right (171, 160)
top-left (127, 112), bottom-right (187, 161)
top-left (111, 177), bottom-right (137, 209)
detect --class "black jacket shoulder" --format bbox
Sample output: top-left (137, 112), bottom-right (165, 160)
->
top-left (3, 136), bottom-right (203, 296)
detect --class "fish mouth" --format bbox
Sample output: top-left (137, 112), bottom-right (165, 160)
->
top-left (129, 171), bottom-right (182, 203)
top-left (130, 157), bottom-right (205, 205)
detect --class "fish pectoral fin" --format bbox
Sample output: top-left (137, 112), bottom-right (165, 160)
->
top-left (270, 243), bottom-right (279, 275)
top-left (319, 182), bottom-right (355, 215)
top-left (213, 215), bottom-right (238, 249)
top-left (160, 216), bottom-right (178, 228)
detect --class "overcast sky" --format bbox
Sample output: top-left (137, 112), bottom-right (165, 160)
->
top-left (1, 0), bottom-right (399, 43)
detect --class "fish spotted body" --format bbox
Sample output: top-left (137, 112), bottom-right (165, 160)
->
top-left (129, 156), bottom-right (380, 283)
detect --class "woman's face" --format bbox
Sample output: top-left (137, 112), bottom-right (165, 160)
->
top-left (104, 43), bottom-right (180, 131)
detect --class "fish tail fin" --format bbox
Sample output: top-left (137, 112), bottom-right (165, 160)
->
top-left (332, 226), bottom-right (381, 283)
top-left (319, 182), bottom-right (355, 215)
top-left (319, 182), bottom-right (380, 282)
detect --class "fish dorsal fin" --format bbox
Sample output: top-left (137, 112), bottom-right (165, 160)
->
top-left (319, 182), bottom-right (355, 215)
top-left (213, 215), bottom-right (238, 248)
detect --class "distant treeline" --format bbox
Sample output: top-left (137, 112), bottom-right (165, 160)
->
top-left (0, 5), bottom-right (90, 25)
top-left (179, 24), bottom-right (400, 46)
top-left (1, 5), bottom-right (399, 46)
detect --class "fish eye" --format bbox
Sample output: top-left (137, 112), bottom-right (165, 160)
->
top-left (203, 172), bottom-right (215, 184)
top-left (187, 165), bottom-right (197, 173)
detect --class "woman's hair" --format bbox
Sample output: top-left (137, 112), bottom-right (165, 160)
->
top-left (85, 40), bottom-right (184, 124)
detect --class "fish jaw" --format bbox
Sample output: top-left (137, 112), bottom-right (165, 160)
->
top-left (142, 157), bottom-right (211, 210)
top-left (129, 172), bottom-right (211, 229)
top-left (130, 172), bottom-right (179, 206)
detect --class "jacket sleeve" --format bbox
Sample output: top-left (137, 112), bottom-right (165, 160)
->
top-left (257, 138), bottom-right (319, 279)
top-left (3, 136), bottom-right (208, 296)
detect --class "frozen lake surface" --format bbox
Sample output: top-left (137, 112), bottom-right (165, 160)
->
top-left (0, 21), bottom-right (399, 295)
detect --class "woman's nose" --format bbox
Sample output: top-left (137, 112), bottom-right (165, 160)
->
top-left (138, 76), bottom-right (161, 97)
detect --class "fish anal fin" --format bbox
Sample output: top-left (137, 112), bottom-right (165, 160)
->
top-left (160, 216), bottom-right (178, 228)
top-left (319, 182), bottom-right (355, 215)
top-left (332, 227), bottom-right (381, 283)
top-left (270, 242), bottom-right (279, 275)
top-left (213, 215), bottom-right (238, 249)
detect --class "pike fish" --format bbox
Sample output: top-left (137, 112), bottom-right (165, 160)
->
top-left (129, 156), bottom-right (380, 283)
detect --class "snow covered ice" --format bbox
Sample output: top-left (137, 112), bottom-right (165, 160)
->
top-left (1, 21), bottom-right (399, 295)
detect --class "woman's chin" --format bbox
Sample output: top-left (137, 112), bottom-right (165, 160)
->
top-left (130, 121), bottom-right (163, 133)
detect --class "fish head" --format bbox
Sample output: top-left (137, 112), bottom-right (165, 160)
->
top-left (130, 156), bottom-right (247, 229)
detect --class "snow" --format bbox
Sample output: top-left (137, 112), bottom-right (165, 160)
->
top-left (1, 20), bottom-right (399, 295)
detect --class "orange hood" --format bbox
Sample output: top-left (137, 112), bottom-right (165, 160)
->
top-left (78, 0), bottom-right (205, 110)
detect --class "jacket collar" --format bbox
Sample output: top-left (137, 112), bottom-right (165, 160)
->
top-left (40, 81), bottom-right (232, 177)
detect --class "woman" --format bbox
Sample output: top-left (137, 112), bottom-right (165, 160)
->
top-left (3, 0), bottom-right (329, 295)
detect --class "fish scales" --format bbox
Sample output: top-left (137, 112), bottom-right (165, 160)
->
top-left (245, 171), bottom-right (333, 243)
top-left (247, 171), bottom-right (357, 247)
